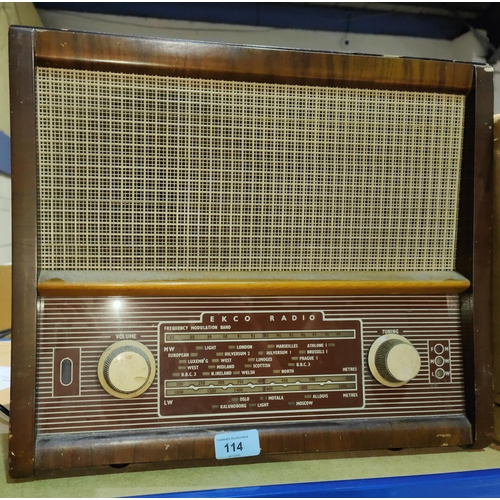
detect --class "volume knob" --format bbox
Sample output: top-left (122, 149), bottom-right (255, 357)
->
top-left (98, 340), bottom-right (156, 399)
top-left (368, 334), bottom-right (421, 387)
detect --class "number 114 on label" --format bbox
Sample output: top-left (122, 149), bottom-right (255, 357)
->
top-left (214, 430), bottom-right (261, 460)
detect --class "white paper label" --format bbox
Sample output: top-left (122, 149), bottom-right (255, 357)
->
top-left (214, 429), bottom-right (260, 460)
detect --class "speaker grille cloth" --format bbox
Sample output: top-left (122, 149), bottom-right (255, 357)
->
top-left (36, 67), bottom-right (465, 272)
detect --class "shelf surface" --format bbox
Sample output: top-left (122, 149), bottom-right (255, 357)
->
top-left (2, 428), bottom-right (500, 497)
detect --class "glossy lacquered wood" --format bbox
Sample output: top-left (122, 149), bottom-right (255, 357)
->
top-left (34, 417), bottom-right (472, 473)
top-left (33, 28), bottom-right (473, 93)
top-left (37, 278), bottom-right (471, 297)
top-left (459, 66), bottom-right (494, 449)
top-left (9, 27), bottom-right (38, 479)
top-left (493, 115), bottom-right (500, 432)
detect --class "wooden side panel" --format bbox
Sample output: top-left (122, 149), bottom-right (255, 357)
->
top-left (459, 66), bottom-right (494, 449)
top-left (493, 114), bottom-right (500, 441)
top-left (33, 29), bottom-right (473, 93)
top-left (9, 27), bottom-right (38, 478)
top-left (469, 66), bottom-right (494, 448)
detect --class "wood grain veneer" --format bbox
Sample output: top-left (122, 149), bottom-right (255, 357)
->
top-left (37, 279), bottom-right (471, 297)
top-left (9, 26), bottom-right (38, 479)
top-left (33, 28), bottom-right (474, 93)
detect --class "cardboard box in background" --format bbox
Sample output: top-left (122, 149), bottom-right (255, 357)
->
top-left (0, 341), bottom-right (10, 407)
top-left (0, 265), bottom-right (11, 332)
top-left (0, 265), bottom-right (11, 408)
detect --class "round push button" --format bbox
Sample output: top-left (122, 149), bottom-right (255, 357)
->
top-left (433, 343), bottom-right (445, 355)
top-left (434, 356), bottom-right (445, 367)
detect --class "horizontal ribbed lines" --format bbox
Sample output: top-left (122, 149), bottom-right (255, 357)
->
top-left (36, 295), bottom-right (465, 433)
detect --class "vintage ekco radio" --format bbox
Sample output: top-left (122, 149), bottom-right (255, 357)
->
top-left (9, 26), bottom-right (493, 478)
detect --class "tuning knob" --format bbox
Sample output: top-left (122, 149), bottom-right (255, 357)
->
top-left (368, 334), bottom-right (421, 387)
top-left (98, 340), bottom-right (156, 399)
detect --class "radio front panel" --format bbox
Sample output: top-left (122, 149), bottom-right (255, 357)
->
top-left (10, 27), bottom-right (493, 478)
top-left (36, 295), bottom-right (464, 434)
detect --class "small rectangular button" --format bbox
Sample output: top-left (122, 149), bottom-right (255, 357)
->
top-left (53, 348), bottom-right (81, 397)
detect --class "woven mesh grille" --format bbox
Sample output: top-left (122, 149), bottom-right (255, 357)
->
top-left (36, 67), bottom-right (465, 272)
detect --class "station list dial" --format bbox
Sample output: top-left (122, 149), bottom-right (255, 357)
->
top-left (158, 311), bottom-right (364, 418)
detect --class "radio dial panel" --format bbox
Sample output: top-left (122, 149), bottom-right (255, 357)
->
top-left (36, 295), bottom-right (465, 435)
top-left (159, 312), bottom-right (364, 417)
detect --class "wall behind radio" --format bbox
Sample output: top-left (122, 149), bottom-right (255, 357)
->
top-left (0, 2), bottom-right (42, 266)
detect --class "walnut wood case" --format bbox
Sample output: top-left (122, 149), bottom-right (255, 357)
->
top-left (9, 26), bottom-right (493, 478)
